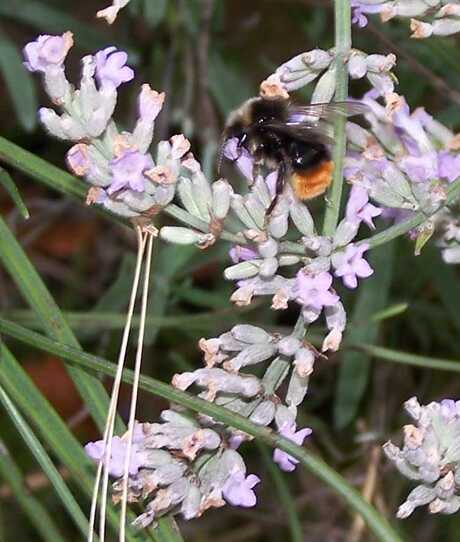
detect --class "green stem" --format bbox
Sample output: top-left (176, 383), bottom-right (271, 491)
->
top-left (322, 0), bottom-right (351, 236)
top-left (0, 318), bottom-right (403, 542)
top-left (366, 178), bottom-right (460, 250)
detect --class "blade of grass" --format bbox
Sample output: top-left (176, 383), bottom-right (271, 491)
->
top-left (0, 30), bottom-right (38, 132)
top-left (334, 243), bottom-right (395, 429)
top-left (370, 303), bottom-right (408, 323)
top-left (0, 384), bottom-right (88, 536)
top-left (5, 317), bottom-right (459, 375)
top-left (0, 214), bottom-right (110, 431)
top-left (0, 319), bottom-right (403, 542)
top-left (354, 343), bottom-right (460, 372)
top-left (0, 167), bottom-right (29, 219)
top-left (8, 307), bottom-right (254, 332)
top-left (258, 442), bottom-right (303, 542)
top-left (0, 441), bottom-right (66, 542)
top-left (0, 343), bottom-right (138, 541)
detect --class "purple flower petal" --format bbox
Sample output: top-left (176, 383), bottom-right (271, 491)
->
top-left (273, 423), bottom-right (312, 472)
top-left (293, 271), bottom-right (339, 313)
top-left (346, 185), bottom-right (382, 229)
top-left (108, 149), bottom-right (153, 193)
top-left (222, 470), bottom-right (260, 507)
top-left (23, 32), bottom-right (73, 73)
top-left (84, 433), bottom-right (146, 478)
top-left (333, 243), bottom-right (374, 289)
top-left (95, 46), bottom-right (134, 89)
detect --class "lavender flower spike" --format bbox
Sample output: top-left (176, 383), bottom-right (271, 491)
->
top-left (273, 423), bottom-right (312, 472)
top-left (95, 46), bottom-right (134, 89)
top-left (23, 32), bottom-right (73, 73)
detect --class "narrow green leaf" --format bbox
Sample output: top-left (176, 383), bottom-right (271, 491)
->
top-left (0, 31), bottom-right (37, 132)
top-left (0, 167), bottom-right (29, 219)
top-left (334, 243), bottom-right (395, 429)
top-left (354, 342), bottom-right (460, 372)
top-left (0, 385), bottom-right (88, 535)
top-left (0, 319), bottom-right (403, 542)
top-left (0, 441), bottom-right (66, 542)
top-left (8, 306), bottom-right (252, 333)
top-left (371, 302), bottom-right (409, 323)
top-left (258, 443), bottom-right (303, 542)
top-left (0, 215), bottom-right (110, 430)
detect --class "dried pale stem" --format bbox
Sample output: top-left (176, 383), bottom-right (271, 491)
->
top-left (87, 227), bottom-right (147, 542)
top-left (119, 231), bottom-right (155, 541)
top-left (346, 446), bottom-right (381, 542)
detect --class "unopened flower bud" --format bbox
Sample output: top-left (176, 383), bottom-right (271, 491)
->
top-left (278, 337), bottom-right (302, 357)
top-left (212, 179), bottom-right (233, 220)
top-left (160, 226), bottom-right (212, 246)
top-left (289, 201), bottom-right (315, 235)
top-left (224, 260), bottom-right (262, 280)
top-left (250, 400), bottom-right (276, 426)
top-left (348, 52), bottom-right (367, 79)
top-left (231, 325), bottom-right (272, 344)
top-left (311, 67), bottom-right (336, 104)
top-left (259, 257), bottom-right (279, 278)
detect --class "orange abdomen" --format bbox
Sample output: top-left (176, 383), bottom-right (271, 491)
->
top-left (291, 161), bottom-right (334, 200)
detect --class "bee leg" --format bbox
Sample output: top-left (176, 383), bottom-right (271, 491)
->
top-left (265, 160), bottom-right (287, 217)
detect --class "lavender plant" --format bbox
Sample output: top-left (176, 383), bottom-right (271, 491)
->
top-left (10, 1), bottom-right (460, 540)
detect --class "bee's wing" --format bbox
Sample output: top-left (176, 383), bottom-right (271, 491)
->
top-left (261, 101), bottom-right (368, 145)
top-left (287, 101), bottom-right (369, 124)
top-left (260, 118), bottom-right (335, 145)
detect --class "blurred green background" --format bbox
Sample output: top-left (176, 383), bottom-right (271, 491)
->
top-left (1, 1), bottom-right (460, 540)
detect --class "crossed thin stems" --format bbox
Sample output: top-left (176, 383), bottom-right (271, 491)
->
top-left (119, 231), bottom-right (155, 540)
top-left (87, 226), bottom-right (154, 542)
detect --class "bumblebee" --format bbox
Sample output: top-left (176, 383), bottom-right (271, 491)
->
top-left (223, 97), bottom-right (367, 213)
